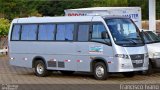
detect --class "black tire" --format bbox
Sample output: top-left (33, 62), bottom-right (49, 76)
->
top-left (146, 61), bottom-right (153, 75)
top-left (34, 60), bottom-right (51, 77)
top-left (123, 72), bottom-right (135, 77)
top-left (60, 71), bottom-right (75, 75)
top-left (93, 62), bottom-right (109, 80)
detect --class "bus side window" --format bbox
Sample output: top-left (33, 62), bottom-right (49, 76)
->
top-left (56, 24), bottom-right (74, 41)
top-left (11, 25), bottom-right (21, 40)
top-left (77, 24), bottom-right (90, 41)
top-left (21, 24), bottom-right (37, 40)
top-left (38, 24), bottom-right (55, 40)
top-left (91, 23), bottom-right (110, 43)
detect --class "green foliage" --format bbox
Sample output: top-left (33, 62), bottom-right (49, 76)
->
top-left (0, 0), bottom-right (41, 20)
top-left (94, 0), bottom-right (128, 7)
top-left (156, 1), bottom-right (160, 19)
top-left (0, 0), bottom-right (159, 20)
top-left (37, 0), bottom-right (92, 16)
top-left (128, 0), bottom-right (148, 20)
top-left (0, 18), bottom-right (10, 36)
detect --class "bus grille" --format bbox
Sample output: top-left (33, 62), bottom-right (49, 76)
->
top-left (130, 54), bottom-right (144, 68)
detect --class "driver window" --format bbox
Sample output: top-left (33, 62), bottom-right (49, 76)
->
top-left (91, 22), bottom-right (110, 43)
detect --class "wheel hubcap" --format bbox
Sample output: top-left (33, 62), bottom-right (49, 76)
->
top-left (37, 63), bottom-right (44, 74)
top-left (96, 66), bottom-right (104, 77)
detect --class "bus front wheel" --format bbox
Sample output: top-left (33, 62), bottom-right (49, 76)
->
top-left (93, 62), bottom-right (109, 80)
top-left (34, 60), bottom-right (51, 77)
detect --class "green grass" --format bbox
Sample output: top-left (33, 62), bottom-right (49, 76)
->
top-left (0, 54), bottom-right (7, 57)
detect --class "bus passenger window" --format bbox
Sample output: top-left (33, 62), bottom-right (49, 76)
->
top-left (12, 25), bottom-right (21, 40)
top-left (21, 24), bottom-right (37, 40)
top-left (56, 24), bottom-right (74, 41)
top-left (38, 24), bottom-right (55, 40)
top-left (78, 24), bottom-right (89, 41)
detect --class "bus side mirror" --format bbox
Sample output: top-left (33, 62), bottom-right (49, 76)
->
top-left (101, 31), bottom-right (109, 39)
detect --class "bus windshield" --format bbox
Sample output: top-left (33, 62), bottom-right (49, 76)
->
top-left (105, 18), bottom-right (144, 46)
top-left (142, 31), bottom-right (160, 44)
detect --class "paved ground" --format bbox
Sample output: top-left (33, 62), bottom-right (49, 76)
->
top-left (1, 56), bottom-right (160, 84)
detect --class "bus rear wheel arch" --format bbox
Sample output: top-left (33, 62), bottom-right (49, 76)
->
top-left (92, 60), bottom-right (109, 80)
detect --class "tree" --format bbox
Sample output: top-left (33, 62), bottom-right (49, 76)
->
top-left (0, 18), bottom-right (10, 36)
top-left (156, 0), bottom-right (160, 19)
top-left (128, 0), bottom-right (149, 20)
top-left (93, 0), bottom-right (128, 7)
top-left (0, 0), bottom-right (159, 20)
top-left (37, 0), bottom-right (92, 16)
top-left (0, 0), bottom-right (41, 20)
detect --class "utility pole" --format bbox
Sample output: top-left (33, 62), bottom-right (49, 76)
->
top-left (149, 0), bottom-right (156, 31)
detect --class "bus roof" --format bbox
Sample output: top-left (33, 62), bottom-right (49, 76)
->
top-left (11, 16), bottom-right (129, 24)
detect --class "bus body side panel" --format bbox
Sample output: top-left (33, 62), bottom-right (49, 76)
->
top-left (9, 41), bottom-right (77, 71)
top-left (10, 53), bottom-right (33, 68)
top-left (9, 41), bottom-right (34, 68)
top-left (75, 42), bottom-right (114, 72)
top-left (46, 42), bottom-right (77, 71)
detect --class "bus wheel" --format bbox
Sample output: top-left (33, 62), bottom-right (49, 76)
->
top-left (123, 72), bottom-right (135, 77)
top-left (93, 62), bottom-right (108, 80)
top-left (60, 71), bottom-right (75, 75)
top-left (34, 60), bottom-right (51, 77)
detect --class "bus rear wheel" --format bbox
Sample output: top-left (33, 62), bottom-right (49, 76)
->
top-left (93, 62), bottom-right (109, 80)
top-left (34, 60), bottom-right (51, 77)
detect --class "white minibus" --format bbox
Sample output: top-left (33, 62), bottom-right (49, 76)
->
top-left (8, 16), bottom-right (148, 80)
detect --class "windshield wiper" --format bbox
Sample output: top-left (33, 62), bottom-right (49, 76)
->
top-left (128, 38), bottom-right (141, 40)
top-left (128, 38), bottom-right (144, 44)
top-left (122, 38), bottom-right (137, 45)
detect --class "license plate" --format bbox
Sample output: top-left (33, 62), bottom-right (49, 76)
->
top-left (132, 60), bottom-right (143, 64)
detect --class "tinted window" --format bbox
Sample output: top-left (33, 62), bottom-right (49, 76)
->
top-left (105, 18), bottom-right (143, 46)
top-left (78, 24), bottom-right (89, 41)
top-left (91, 23), bottom-right (111, 43)
top-left (92, 23), bottom-right (106, 39)
top-left (21, 24), bottom-right (37, 40)
top-left (142, 31), bottom-right (160, 44)
top-left (12, 25), bottom-right (21, 40)
top-left (56, 24), bottom-right (74, 41)
top-left (38, 24), bottom-right (55, 40)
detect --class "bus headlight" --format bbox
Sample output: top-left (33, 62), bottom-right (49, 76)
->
top-left (115, 54), bottom-right (129, 59)
top-left (153, 52), bottom-right (160, 58)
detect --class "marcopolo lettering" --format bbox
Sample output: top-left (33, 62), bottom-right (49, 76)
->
top-left (68, 13), bottom-right (87, 16)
